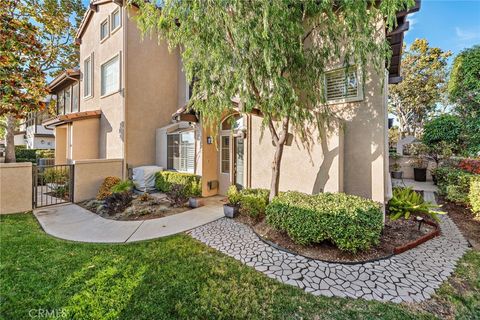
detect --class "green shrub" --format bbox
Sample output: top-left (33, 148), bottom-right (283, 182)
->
top-left (16, 158), bottom-right (36, 163)
top-left (239, 194), bottom-right (267, 219)
top-left (111, 180), bottom-right (135, 194)
top-left (15, 146), bottom-right (37, 160)
top-left (36, 149), bottom-right (55, 158)
top-left (43, 167), bottom-right (69, 184)
top-left (237, 188), bottom-right (269, 218)
top-left (469, 176), bottom-right (480, 216)
top-left (388, 187), bottom-right (444, 222)
top-left (226, 185), bottom-right (241, 206)
top-left (240, 188), bottom-right (269, 203)
top-left (435, 166), bottom-right (475, 205)
top-left (266, 191), bottom-right (383, 253)
top-left (96, 176), bottom-right (122, 200)
top-left (155, 171), bottom-right (201, 197)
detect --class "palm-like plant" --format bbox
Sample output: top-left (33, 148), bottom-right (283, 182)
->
top-left (388, 187), bottom-right (445, 222)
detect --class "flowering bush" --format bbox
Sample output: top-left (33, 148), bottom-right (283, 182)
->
top-left (458, 158), bottom-right (480, 174)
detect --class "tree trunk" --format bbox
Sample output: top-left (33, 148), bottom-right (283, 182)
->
top-left (4, 114), bottom-right (16, 163)
top-left (268, 117), bottom-right (289, 202)
top-left (269, 140), bottom-right (285, 201)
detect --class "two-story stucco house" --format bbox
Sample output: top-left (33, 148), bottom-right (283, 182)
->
top-left (45, 0), bottom-right (189, 174)
top-left (46, 0), bottom-right (419, 206)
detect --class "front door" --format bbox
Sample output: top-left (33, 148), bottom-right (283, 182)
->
top-left (218, 114), bottom-right (246, 195)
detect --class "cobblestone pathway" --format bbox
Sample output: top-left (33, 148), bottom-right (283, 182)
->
top-left (188, 192), bottom-right (469, 303)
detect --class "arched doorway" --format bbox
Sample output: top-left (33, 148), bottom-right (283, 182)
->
top-left (218, 113), bottom-right (246, 194)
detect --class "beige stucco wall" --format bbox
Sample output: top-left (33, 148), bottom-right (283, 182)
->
top-left (71, 119), bottom-right (100, 161)
top-left (55, 126), bottom-right (68, 165)
top-left (125, 7), bottom-right (180, 167)
top-left (79, 2), bottom-right (125, 160)
top-left (340, 64), bottom-right (387, 203)
top-left (201, 126), bottom-right (219, 197)
top-left (73, 159), bottom-right (123, 202)
top-left (250, 116), bottom-right (345, 194)
top-left (0, 163), bottom-right (32, 214)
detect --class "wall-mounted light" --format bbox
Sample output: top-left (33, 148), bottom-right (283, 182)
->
top-left (206, 136), bottom-right (213, 144)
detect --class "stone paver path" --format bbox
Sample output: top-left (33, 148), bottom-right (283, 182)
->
top-left (189, 191), bottom-right (469, 303)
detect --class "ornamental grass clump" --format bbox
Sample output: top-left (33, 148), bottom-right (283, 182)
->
top-left (266, 192), bottom-right (383, 253)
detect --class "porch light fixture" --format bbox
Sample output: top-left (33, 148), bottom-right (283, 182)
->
top-left (207, 136), bottom-right (213, 144)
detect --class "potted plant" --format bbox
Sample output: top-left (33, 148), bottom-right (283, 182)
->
top-left (188, 181), bottom-right (204, 208)
top-left (409, 143), bottom-right (429, 182)
top-left (390, 153), bottom-right (403, 179)
top-left (224, 185), bottom-right (241, 218)
top-left (412, 157), bottom-right (428, 182)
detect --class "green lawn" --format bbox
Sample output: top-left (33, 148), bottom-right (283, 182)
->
top-left (0, 213), bottom-right (477, 319)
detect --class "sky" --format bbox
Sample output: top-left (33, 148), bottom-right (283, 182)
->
top-left (404, 0), bottom-right (480, 60)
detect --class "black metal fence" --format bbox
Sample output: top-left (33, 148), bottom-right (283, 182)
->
top-left (32, 164), bottom-right (74, 208)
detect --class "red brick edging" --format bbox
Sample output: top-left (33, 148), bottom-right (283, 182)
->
top-left (393, 220), bottom-right (440, 254)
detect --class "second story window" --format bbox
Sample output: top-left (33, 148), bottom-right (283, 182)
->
top-left (100, 18), bottom-right (109, 41)
top-left (111, 8), bottom-right (121, 32)
top-left (57, 90), bottom-right (65, 114)
top-left (72, 83), bottom-right (79, 112)
top-left (101, 54), bottom-right (120, 96)
top-left (83, 55), bottom-right (93, 98)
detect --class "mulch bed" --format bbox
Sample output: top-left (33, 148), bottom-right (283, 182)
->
top-left (438, 196), bottom-right (480, 250)
top-left (235, 214), bottom-right (436, 263)
top-left (79, 193), bottom-right (190, 221)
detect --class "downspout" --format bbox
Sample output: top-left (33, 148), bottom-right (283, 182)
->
top-left (122, 4), bottom-right (127, 179)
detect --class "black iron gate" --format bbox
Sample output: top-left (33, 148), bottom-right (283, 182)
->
top-left (33, 164), bottom-right (74, 208)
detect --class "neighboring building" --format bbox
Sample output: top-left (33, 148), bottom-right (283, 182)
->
top-left (44, 0), bottom-right (419, 206)
top-left (15, 107), bottom-right (55, 150)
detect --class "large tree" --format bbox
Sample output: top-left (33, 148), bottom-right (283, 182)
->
top-left (388, 39), bottom-right (451, 138)
top-left (133, 0), bottom-right (414, 200)
top-left (448, 46), bottom-right (480, 156)
top-left (0, 0), bottom-right (84, 162)
top-left (0, 0), bottom-right (47, 163)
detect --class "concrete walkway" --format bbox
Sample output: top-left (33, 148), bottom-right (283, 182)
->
top-left (34, 202), bottom-right (224, 243)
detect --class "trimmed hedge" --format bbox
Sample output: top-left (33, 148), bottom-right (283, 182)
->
top-left (15, 146), bottom-right (37, 162)
top-left (238, 188), bottom-right (269, 219)
top-left (266, 191), bottom-right (383, 253)
top-left (155, 171), bottom-right (201, 197)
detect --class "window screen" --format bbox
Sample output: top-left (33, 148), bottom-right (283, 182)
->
top-left (167, 131), bottom-right (195, 173)
top-left (325, 67), bottom-right (359, 101)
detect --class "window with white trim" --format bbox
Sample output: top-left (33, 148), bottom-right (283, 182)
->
top-left (325, 67), bottom-right (362, 102)
top-left (83, 55), bottom-right (93, 98)
top-left (100, 19), bottom-right (109, 41)
top-left (101, 54), bottom-right (120, 96)
top-left (167, 131), bottom-right (195, 173)
top-left (221, 135), bottom-right (230, 174)
top-left (111, 8), bottom-right (121, 31)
